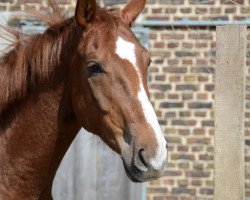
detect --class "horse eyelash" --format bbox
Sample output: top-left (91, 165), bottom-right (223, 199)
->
top-left (145, 59), bottom-right (151, 72)
top-left (148, 59), bottom-right (152, 67)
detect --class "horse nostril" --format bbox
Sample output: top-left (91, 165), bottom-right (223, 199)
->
top-left (166, 143), bottom-right (168, 149)
top-left (138, 149), bottom-right (148, 168)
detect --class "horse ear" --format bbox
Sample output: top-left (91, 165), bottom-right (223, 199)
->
top-left (121, 0), bottom-right (146, 27)
top-left (75, 0), bottom-right (97, 27)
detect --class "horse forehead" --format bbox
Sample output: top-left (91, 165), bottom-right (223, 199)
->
top-left (115, 36), bottom-right (145, 68)
top-left (115, 37), bottom-right (136, 65)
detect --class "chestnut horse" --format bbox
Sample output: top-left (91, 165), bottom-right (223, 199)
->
top-left (0, 0), bottom-right (167, 199)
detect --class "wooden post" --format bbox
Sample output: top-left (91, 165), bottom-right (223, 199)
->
top-left (214, 25), bottom-right (246, 200)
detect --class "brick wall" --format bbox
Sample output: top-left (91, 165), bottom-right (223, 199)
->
top-left (1, 0), bottom-right (250, 200)
top-left (147, 28), bottom-right (215, 200)
top-left (143, 0), bottom-right (250, 21)
top-left (142, 1), bottom-right (250, 199)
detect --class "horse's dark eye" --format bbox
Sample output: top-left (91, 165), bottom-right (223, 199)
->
top-left (87, 62), bottom-right (104, 77)
top-left (148, 59), bottom-right (151, 67)
top-left (145, 59), bottom-right (151, 72)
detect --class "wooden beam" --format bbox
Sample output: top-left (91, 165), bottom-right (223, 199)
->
top-left (214, 25), bottom-right (246, 200)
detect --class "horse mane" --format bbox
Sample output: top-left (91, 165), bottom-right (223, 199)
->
top-left (0, 0), bottom-right (120, 114)
top-left (0, 0), bottom-right (118, 115)
top-left (0, 0), bottom-right (71, 113)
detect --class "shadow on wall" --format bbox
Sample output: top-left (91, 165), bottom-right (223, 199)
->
top-left (52, 129), bottom-right (145, 200)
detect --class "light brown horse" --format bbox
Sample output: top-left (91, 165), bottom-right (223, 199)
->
top-left (0, 0), bottom-right (167, 199)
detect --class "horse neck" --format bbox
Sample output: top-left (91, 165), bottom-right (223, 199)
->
top-left (0, 22), bottom-right (82, 199)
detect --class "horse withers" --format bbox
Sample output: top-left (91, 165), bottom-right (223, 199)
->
top-left (0, 0), bottom-right (168, 199)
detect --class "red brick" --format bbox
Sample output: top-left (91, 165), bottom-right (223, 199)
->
top-left (185, 171), bottom-right (210, 178)
top-left (187, 138), bottom-right (211, 145)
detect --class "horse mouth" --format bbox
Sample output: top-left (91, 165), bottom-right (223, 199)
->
top-left (122, 159), bottom-right (162, 183)
top-left (122, 159), bottom-right (143, 183)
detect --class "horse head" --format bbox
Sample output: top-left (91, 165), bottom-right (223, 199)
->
top-left (70, 0), bottom-right (168, 182)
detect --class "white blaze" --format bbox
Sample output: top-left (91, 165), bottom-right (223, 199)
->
top-left (115, 36), bottom-right (167, 169)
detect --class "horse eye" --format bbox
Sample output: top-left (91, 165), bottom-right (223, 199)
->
top-left (148, 59), bottom-right (151, 67)
top-left (87, 62), bottom-right (104, 77)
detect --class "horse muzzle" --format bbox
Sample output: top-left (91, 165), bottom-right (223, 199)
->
top-left (121, 147), bottom-right (167, 182)
top-left (122, 158), bottom-right (166, 182)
